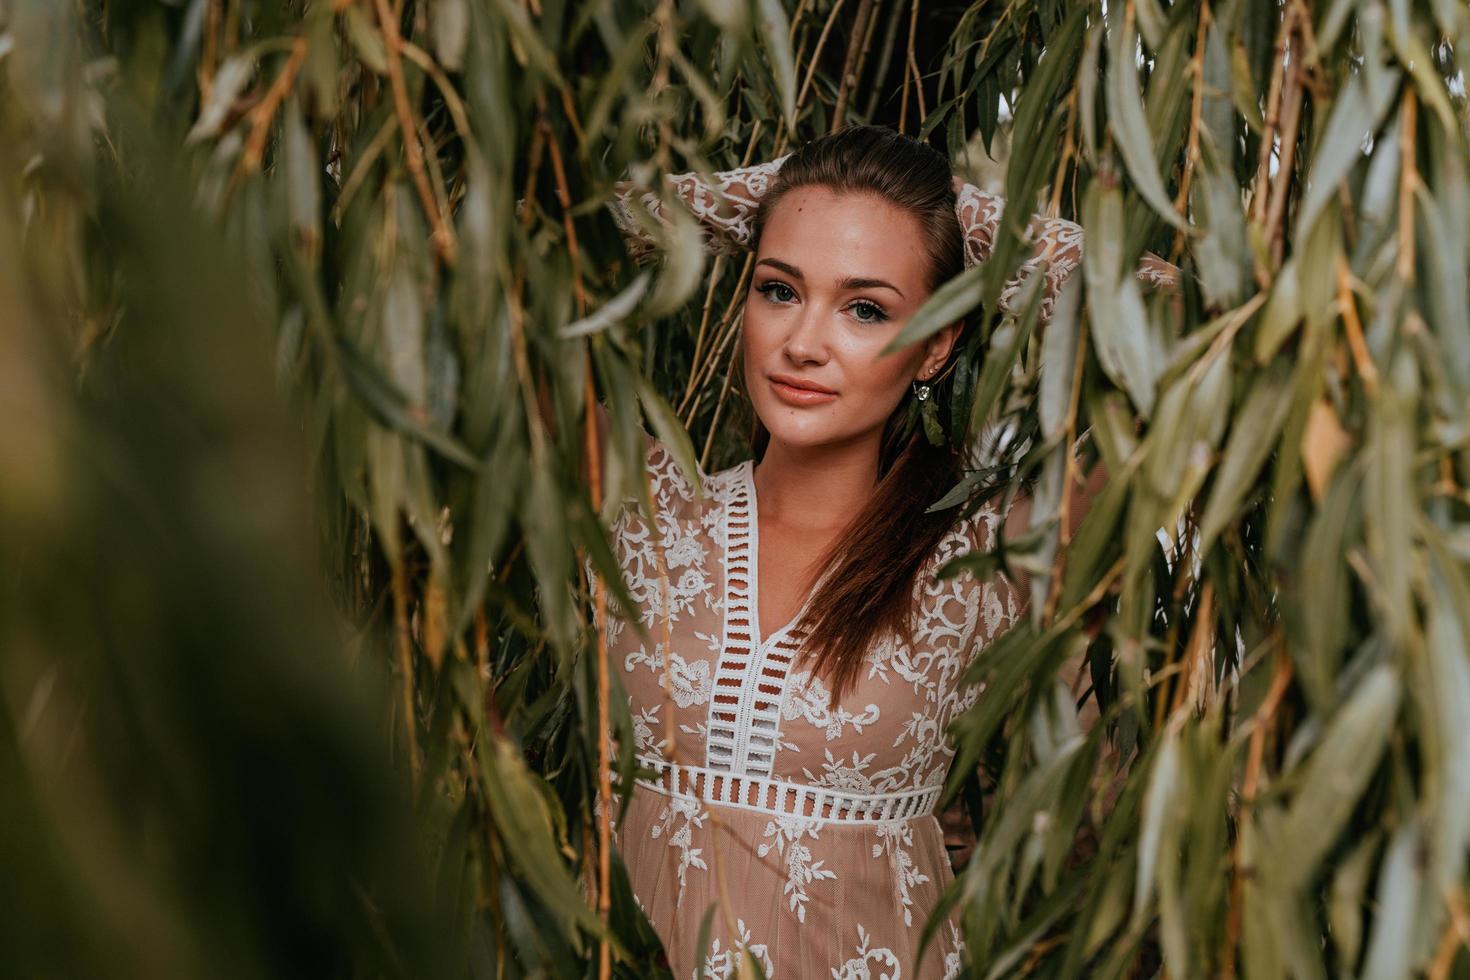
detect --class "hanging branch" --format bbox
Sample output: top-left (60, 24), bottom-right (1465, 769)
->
top-left (372, 0), bottom-right (457, 263)
top-left (834, 0), bottom-right (876, 132)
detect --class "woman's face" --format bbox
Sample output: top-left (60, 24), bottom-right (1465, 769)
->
top-left (742, 185), bottom-right (959, 454)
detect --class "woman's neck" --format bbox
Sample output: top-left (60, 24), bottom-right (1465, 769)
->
top-left (752, 434), bottom-right (882, 535)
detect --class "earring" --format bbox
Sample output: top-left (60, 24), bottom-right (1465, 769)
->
top-left (912, 378), bottom-right (931, 401)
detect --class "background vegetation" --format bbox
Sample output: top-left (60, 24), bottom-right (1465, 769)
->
top-left (4, 0), bottom-right (1470, 976)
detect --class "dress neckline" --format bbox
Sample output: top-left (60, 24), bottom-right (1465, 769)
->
top-left (738, 458), bottom-right (819, 652)
top-left (704, 459), bottom-right (816, 777)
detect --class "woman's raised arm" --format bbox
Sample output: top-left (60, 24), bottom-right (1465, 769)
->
top-left (607, 155), bottom-right (791, 261)
top-left (953, 180), bottom-right (1180, 323)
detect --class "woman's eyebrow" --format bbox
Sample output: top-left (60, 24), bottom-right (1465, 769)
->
top-left (838, 275), bottom-right (904, 297)
top-left (756, 257), bottom-right (803, 278)
top-left (756, 258), bottom-right (905, 298)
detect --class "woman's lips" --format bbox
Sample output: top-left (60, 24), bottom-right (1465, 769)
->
top-left (769, 377), bottom-right (838, 406)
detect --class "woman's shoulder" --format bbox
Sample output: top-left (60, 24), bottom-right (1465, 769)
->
top-left (699, 453), bottom-right (750, 497)
top-left (928, 495), bottom-right (1008, 567)
top-left (637, 435), bottom-right (748, 518)
top-left (912, 495), bottom-right (1025, 632)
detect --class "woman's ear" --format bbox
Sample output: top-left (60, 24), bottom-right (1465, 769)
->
top-left (920, 320), bottom-right (963, 379)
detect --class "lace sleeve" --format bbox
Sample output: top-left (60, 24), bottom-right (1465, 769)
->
top-left (606, 155), bottom-right (791, 262)
top-left (955, 182), bottom-right (1181, 323)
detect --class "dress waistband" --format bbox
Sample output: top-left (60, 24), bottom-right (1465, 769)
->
top-left (632, 755), bottom-right (943, 824)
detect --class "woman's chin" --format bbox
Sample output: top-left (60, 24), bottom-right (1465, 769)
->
top-left (756, 414), bottom-right (858, 451)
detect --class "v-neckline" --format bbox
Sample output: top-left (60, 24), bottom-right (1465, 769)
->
top-left (739, 459), bottom-right (818, 651)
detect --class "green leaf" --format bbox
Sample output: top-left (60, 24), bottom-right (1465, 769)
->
top-left (1196, 360), bottom-right (1294, 555)
top-left (559, 271), bottom-right (650, 338)
top-left (692, 902), bottom-right (719, 980)
top-left (431, 0), bottom-right (469, 71)
top-left (1227, 33), bottom-right (1265, 133)
top-left (1274, 665), bottom-right (1401, 889)
top-left (1039, 276), bottom-right (1082, 441)
top-left (335, 335), bottom-right (480, 469)
top-left (1058, 468), bottom-right (1131, 609)
top-left (1328, 834), bottom-right (1380, 974)
top-left (969, 312), bottom-right (1033, 432)
top-left (344, 6), bottom-right (389, 74)
top-left (644, 202), bottom-right (707, 317)
top-left (480, 740), bottom-right (609, 945)
top-left (1292, 76), bottom-right (1394, 245)
top-left (187, 53), bottom-right (256, 141)
top-left (881, 261), bottom-right (986, 354)
top-left (695, 0), bottom-right (747, 34)
top-left (1364, 383), bottom-right (1416, 648)
top-left (453, 447), bottom-right (520, 636)
top-left (1425, 536), bottom-right (1470, 888)
top-left (1083, 183), bottom-right (1163, 415)
top-left (1134, 0), bottom-right (1167, 49)
top-left (489, 0), bottom-right (566, 84)
top-left (1252, 260), bottom-right (1302, 364)
top-left (1105, 15), bottom-right (1187, 231)
top-left (283, 97), bottom-right (321, 261)
top-left (1131, 730), bottom-right (1179, 932)
top-left (523, 459), bottom-right (575, 655)
top-left (1359, 821), bottom-right (1422, 980)
top-left (1295, 470), bottom-right (1361, 710)
top-left (754, 0), bottom-right (797, 129)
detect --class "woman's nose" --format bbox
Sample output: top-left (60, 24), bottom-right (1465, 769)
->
top-left (782, 306), bottom-right (830, 365)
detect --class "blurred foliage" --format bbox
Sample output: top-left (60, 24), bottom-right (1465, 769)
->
top-left (4, 0), bottom-right (1470, 977)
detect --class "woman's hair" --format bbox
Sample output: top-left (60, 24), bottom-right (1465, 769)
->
top-left (742, 124), bottom-right (972, 705)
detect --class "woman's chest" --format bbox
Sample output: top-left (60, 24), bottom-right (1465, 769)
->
top-left (606, 582), bottom-right (988, 796)
top-left (602, 528), bottom-right (993, 787)
top-left (754, 530), bottom-right (828, 646)
top-left (599, 462), bottom-right (1003, 794)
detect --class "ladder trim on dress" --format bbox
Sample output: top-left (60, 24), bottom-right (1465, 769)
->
top-left (636, 754), bottom-right (942, 824)
top-left (704, 460), bottom-right (803, 777)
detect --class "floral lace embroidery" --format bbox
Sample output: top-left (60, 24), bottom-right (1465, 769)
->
top-left (781, 669), bottom-right (883, 740)
top-left (625, 641), bottom-right (714, 709)
top-left (608, 156), bottom-right (790, 262)
top-left (831, 923), bottom-right (902, 980)
top-left (698, 918), bottom-right (776, 980)
top-left (943, 921), bottom-right (965, 980)
top-left (872, 820), bottom-right (931, 927)
top-left (756, 815), bottom-right (838, 923)
top-left (599, 441), bottom-right (714, 645)
top-left (651, 796), bottom-right (711, 901)
top-left (631, 704), bottom-right (664, 756)
top-left (802, 748), bottom-right (880, 793)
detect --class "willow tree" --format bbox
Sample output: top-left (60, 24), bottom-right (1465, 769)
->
top-left (3, 0), bottom-right (1470, 977)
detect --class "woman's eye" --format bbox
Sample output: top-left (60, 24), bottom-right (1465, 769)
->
top-left (850, 301), bottom-right (888, 323)
top-left (757, 281), bottom-right (796, 303)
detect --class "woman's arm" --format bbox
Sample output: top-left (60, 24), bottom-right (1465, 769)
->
top-left (607, 155), bottom-right (791, 261)
top-left (953, 178), bottom-right (1180, 323)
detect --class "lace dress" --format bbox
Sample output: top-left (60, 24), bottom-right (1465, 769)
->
top-left (593, 437), bottom-right (1023, 979)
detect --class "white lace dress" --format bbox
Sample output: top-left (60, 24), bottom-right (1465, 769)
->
top-left (591, 437), bottom-right (1023, 979)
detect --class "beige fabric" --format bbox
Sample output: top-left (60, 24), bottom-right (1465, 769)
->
top-left (589, 436), bottom-right (1024, 978)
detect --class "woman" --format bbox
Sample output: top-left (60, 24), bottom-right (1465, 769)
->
top-left (589, 126), bottom-right (1174, 978)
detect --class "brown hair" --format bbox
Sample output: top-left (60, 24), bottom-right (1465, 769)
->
top-left (743, 124), bottom-right (972, 704)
